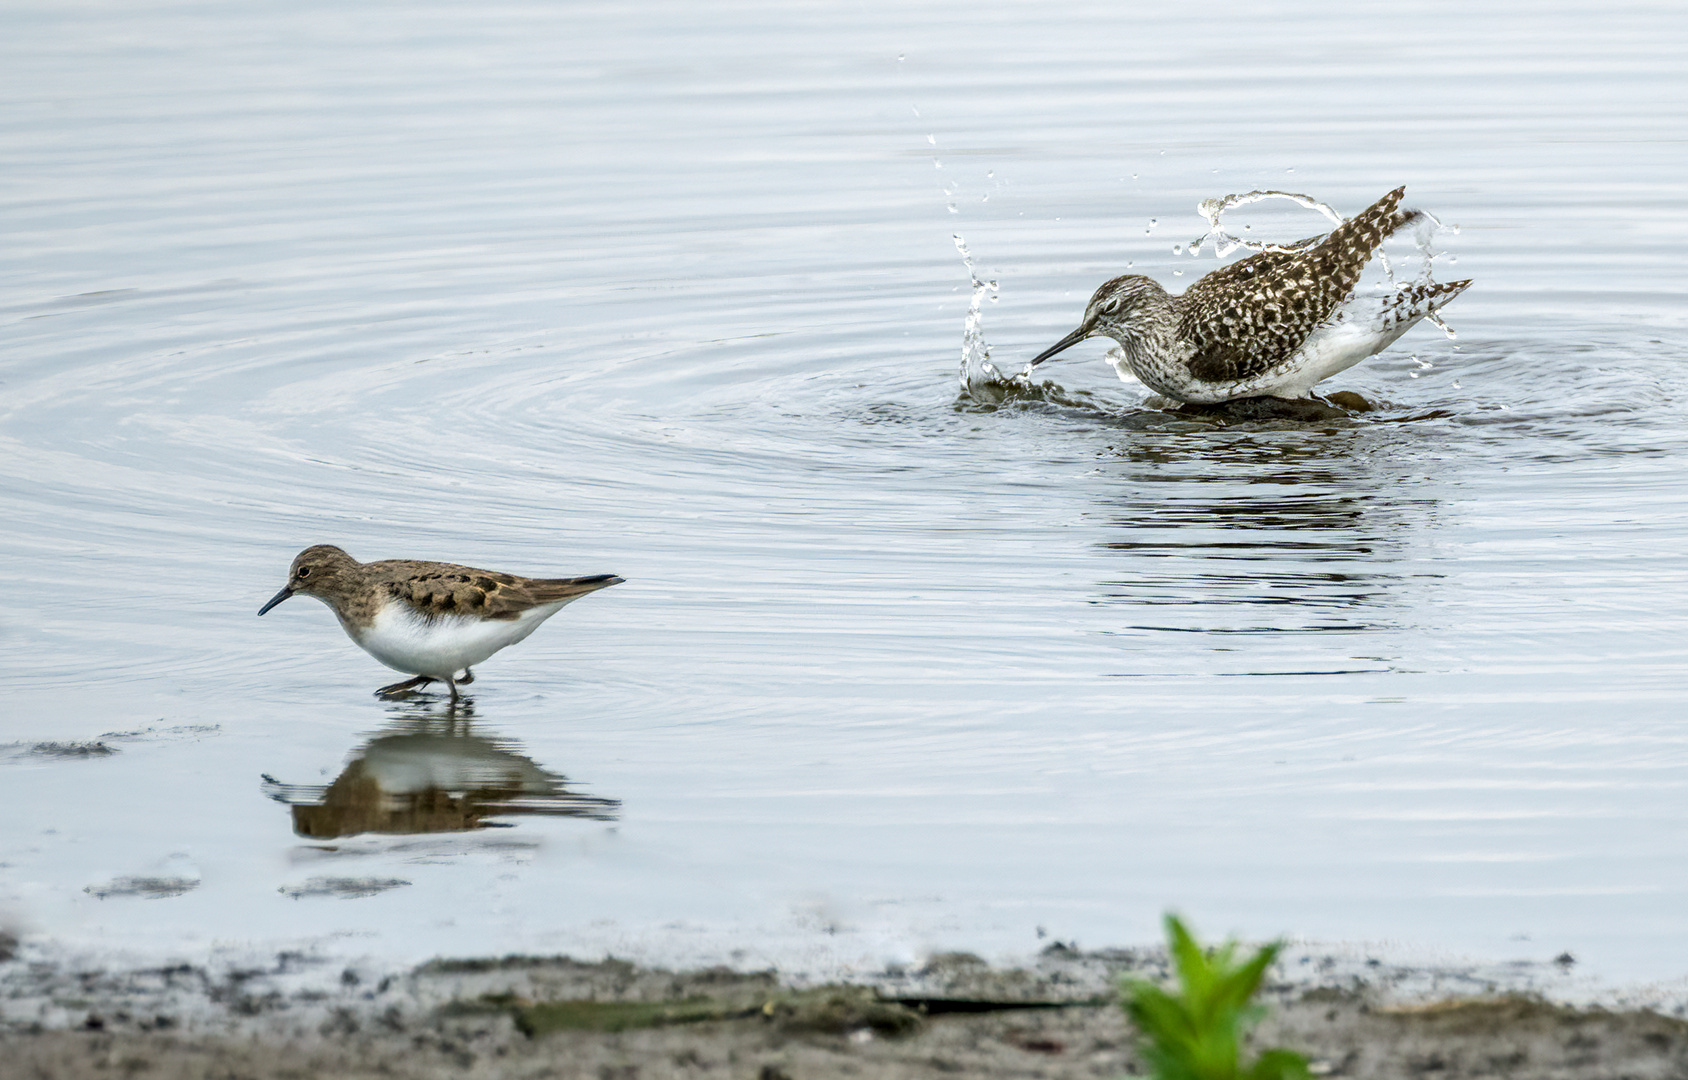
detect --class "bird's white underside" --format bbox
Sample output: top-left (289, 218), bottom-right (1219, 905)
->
top-left (322, 596), bottom-right (578, 678)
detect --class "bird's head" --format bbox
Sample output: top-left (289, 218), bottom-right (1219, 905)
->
top-left (258, 544), bottom-right (361, 614)
top-left (1029, 274), bottom-right (1165, 367)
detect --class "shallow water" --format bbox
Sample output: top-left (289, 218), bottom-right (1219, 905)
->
top-left (4, 1), bottom-right (1687, 992)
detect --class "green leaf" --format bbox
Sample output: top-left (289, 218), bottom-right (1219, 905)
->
top-left (1120, 913), bottom-right (1310, 1080)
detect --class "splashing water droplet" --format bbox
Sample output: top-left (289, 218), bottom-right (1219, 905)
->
top-left (1190, 190), bottom-right (1345, 260)
top-left (1172, 244), bottom-right (1183, 255)
top-left (953, 235), bottom-right (1005, 401)
top-left (927, 134), bottom-right (936, 145)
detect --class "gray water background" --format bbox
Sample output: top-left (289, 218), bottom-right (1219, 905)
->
top-left (3, 1), bottom-right (1687, 991)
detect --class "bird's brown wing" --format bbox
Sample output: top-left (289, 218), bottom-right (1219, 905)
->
top-left (378, 561), bottom-right (622, 621)
top-left (1178, 187), bottom-right (1410, 384)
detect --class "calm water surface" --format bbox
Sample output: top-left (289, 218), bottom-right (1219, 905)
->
top-left (3, 1), bottom-right (1687, 992)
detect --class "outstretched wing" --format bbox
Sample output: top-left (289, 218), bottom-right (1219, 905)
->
top-left (1178, 187), bottom-right (1411, 384)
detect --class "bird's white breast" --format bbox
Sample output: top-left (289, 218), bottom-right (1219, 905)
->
top-left (348, 600), bottom-right (571, 678)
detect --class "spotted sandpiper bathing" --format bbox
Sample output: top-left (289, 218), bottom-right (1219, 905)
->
top-left (1029, 187), bottom-right (1470, 403)
top-left (258, 545), bottom-right (622, 703)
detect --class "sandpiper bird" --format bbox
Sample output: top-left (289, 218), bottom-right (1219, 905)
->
top-left (1029, 187), bottom-right (1471, 403)
top-left (258, 545), bottom-right (622, 703)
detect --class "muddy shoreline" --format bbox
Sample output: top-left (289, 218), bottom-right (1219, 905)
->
top-left (5, 940), bottom-right (1687, 1079)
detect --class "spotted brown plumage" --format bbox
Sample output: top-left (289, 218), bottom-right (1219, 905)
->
top-left (258, 544), bottom-right (623, 703)
top-left (1029, 187), bottom-right (1472, 403)
top-left (385, 564), bottom-right (616, 623)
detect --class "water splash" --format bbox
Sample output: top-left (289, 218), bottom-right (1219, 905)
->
top-left (953, 234), bottom-right (1008, 402)
top-left (1188, 189), bottom-right (1341, 257)
top-left (950, 237), bottom-right (1108, 414)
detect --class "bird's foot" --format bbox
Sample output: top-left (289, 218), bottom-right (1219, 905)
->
top-left (375, 675), bottom-right (435, 699)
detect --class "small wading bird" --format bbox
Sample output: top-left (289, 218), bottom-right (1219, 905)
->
top-left (1029, 187), bottom-right (1470, 403)
top-left (259, 545), bottom-right (622, 703)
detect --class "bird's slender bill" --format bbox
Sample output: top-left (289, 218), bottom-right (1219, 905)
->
top-left (1029, 324), bottom-right (1092, 367)
top-left (258, 585), bottom-right (293, 616)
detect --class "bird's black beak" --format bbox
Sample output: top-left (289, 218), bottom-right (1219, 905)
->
top-left (258, 585), bottom-right (294, 616)
top-left (1029, 323), bottom-right (1093, 367)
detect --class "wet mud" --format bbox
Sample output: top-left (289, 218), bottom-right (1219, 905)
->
top-left (5, 948), bottom-right (1685, 1079)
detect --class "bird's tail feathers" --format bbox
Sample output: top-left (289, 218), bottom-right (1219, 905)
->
top-left (1386, 207), bottom-right (1428, 235)
top-left (529, 574), bottom-right (624, 602)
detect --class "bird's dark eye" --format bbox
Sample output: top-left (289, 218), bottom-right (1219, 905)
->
top-left (297, 566), bottom-right (312, 579)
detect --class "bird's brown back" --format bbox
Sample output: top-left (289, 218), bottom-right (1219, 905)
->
top-left (369, 560), bottom-right (623, 622)
top-left (1177, 187), bottom-right (1411, 383)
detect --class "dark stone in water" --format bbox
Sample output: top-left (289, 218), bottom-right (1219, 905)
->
top-left (1323, 390), bottom-right (1377, 413)
top-left (29, 741), bottom-right (117, 758)
top-left (1171, 394), bottom-right (1367, 422)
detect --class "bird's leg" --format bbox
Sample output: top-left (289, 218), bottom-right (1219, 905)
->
top-left (445, 675), bottom-right (460, 706)
top-left (458, 668), bottom-right (475, 685)
top-left (375, 675), bottom-right (434, 698)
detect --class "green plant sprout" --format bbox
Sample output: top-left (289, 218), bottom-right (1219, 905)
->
top-left (1121, 914), bottom-right (1312, 1080)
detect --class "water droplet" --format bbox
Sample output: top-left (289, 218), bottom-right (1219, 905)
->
top-left (1172, 270), bottom-right (1184, 276)
top-left (986, 170), bottom-right (994, 179)
top-left (981, 194), bottom-right (989, 202)
top-left (1448, 254), bottom-right (1458, 263)
top-left (934, 160), bottom-right (942, 169)
top-left (947, 203), bottom-right (958, 214)
top-left (1149, 218), bottom-right (1158, 226)
top-left (1286, 167), bottom-right (1295, 173)
top-left (1172, 244), bottom-right (1183, 255)
top-left (897, 53), bottom-right (905, 61)
top-left (927, 134), bottom-right (937, 145)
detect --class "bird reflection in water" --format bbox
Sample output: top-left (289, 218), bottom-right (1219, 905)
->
top-left (261, 709), bottom-right (619, 839)
top-left (1094, 427), bottom-right (1437, 675)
